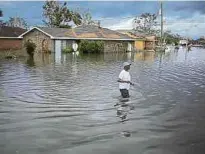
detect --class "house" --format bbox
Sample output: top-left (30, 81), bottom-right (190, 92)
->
top-left (0, 26), bottom-right (27, 50)
top-left (117, 30), bottom-right (156, 51)
top-left (118, 31), bottom-right (146, 51)
top-left (19, 25), bottom-right (135, 53)
top-left (131, 32), bottom-right (157, 51)
top-left (144, 35), bottom-right (157, 50)
top-left (179, 39), bottom-right (188, 46)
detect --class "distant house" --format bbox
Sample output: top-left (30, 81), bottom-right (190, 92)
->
top-left (19, 25), bottom-right (135, 53)
top-left (179, 39), bottom-right (188, 45)
top-left (117, 30), bottom-right (156, 51)
top-left (144, 35), bottom-right (157, 50)
top-left (118, 31), bottom-right (146, 51)
top-left (0, 26), bottom-right (26, 50)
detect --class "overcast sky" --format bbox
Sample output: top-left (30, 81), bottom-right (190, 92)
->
top-left (0, 1), bottom-right (205, 39)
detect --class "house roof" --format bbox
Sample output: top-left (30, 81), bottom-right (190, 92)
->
top-left (37, 27), bottom-right (69, 38)
top-left (117, 31), bottom-right (146, 41)
top-left (19, 25), bottom-right (135, 41)
top-left (0, 26), bottom-right (27, 38)
top-left (117, 30), bottom-right (147, 37)
top-left (116, 29), bottom-right (157, 41)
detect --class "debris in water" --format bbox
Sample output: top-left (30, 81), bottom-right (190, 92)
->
top-left (121, 131), bottom-right (131, 137)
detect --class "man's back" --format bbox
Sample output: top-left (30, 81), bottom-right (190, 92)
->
top-left (119, 70), bottom-right (131, 90)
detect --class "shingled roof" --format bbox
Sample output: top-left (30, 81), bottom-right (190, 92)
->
top-left (20, 25), bottom-right (135, 40)
top-left (0, 26), bottom-right (27, 37)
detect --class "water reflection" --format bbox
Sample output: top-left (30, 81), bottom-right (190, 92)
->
top-left (134, 51), bottom-right (155, 62)
top-left (26, 56), bottom-right (35, 67)
top-left (30, 53), bottom-right (55, 67)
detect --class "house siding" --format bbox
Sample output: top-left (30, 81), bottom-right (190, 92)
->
top-left (135, 40), bottom-right (145, 51)
top-left (104, 41), bottom-right (134, 53)
top-left (0, 38), bottom-right (23, 50)
top-left (53, 40), bottom-right (134, 53)
top-left (23, 29), bottom-right (54, 52)
top-left (22, 28), bottom-right (134, 53)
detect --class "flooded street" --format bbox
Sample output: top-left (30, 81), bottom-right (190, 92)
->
top-left (1, 47), bottom-right (205, 154)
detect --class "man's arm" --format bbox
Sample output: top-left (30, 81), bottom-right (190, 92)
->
top-left (117, 78), bottom-right (129, 83)
top-left (117, 79), bottom-right (134, 85)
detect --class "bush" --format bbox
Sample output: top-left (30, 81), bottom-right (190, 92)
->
top-left (78, 40), bottom-right (104, 53)
top-left (62, 46), bottom-right (74, 53)
top-left (24, 41), bottom-right (36, 56)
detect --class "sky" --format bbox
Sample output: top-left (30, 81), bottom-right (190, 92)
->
top-left (0, 1), bottom-right (205, 39)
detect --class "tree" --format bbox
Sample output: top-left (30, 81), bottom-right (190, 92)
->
top-left (133, 13), bottom-right (157, 34)
top-left (78, 40), bottom-right (104, 53)
top-left (163, 31), bottom-right (181, 45)
top-left (6, 17), bottom-right (28, 29)
top-left (24, 41), bottom-right (36, 57)
top-left (74, 8), bottom-right (96, 26)
top-left (0, 10), bottom-right (2, 17)
top-left (42, 0), bottom-right (82, 28)
top-left (78, 9), bottom-right (95, 25)
top-left (0, 9), bottom-right (5, 27)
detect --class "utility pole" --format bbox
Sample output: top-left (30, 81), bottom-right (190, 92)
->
top-left (160, 1), bottom-right (163, 46)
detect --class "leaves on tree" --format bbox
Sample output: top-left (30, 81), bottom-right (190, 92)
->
top-left (42, 0), bottom-right (82, 28)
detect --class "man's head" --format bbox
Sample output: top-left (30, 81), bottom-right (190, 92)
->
top-left (123, 62), bottom-right (131, 71)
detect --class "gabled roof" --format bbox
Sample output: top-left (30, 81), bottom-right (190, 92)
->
top-left (19, 25), bottom-right (135, 41)
top-left (0, 26), bottom-right (27, 38)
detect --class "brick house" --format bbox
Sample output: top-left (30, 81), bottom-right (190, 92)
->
top-left (0, 26), bottom-right (26, 50)
top-left (19, 25), bottom-right (135, 54)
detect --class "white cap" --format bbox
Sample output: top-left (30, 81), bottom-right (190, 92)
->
top-left (123, 62), bottom-right (131, 67)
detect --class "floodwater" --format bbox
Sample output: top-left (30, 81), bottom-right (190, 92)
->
top-left (1, 47), bottom-right (205, 154)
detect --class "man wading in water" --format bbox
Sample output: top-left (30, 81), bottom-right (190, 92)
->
top-left (117, 62), bottom-right (134, 98)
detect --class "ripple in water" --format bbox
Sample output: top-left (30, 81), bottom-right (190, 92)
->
top-left (1, 48), bottom-right (205, 154)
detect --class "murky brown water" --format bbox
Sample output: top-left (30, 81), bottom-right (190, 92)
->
top-left (1, 47), bottom-right (205, 154)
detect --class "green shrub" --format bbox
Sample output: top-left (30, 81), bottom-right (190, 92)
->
top-left (62, 46), bottom-right (74, 53)
top-left (78, 40), bottom-right (104, 53)
top-left (24, 41), bottom-right (36, 56)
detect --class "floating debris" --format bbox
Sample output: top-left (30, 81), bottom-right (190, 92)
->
top-left (121, 131), bottom-right (131, 137)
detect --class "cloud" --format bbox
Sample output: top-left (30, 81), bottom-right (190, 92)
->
top-left (164, 13), bottom-right (205, 38)
top-left (102, 17), bottom-right (134, 30)
top-left (173, 1), bottom-right (205, 15)
top-left (102, 12), bottom-right (205, 39)
top-left (1, 1), bottom-right (204, 39)
top-left (0, 2), bottom-right (13, 7)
